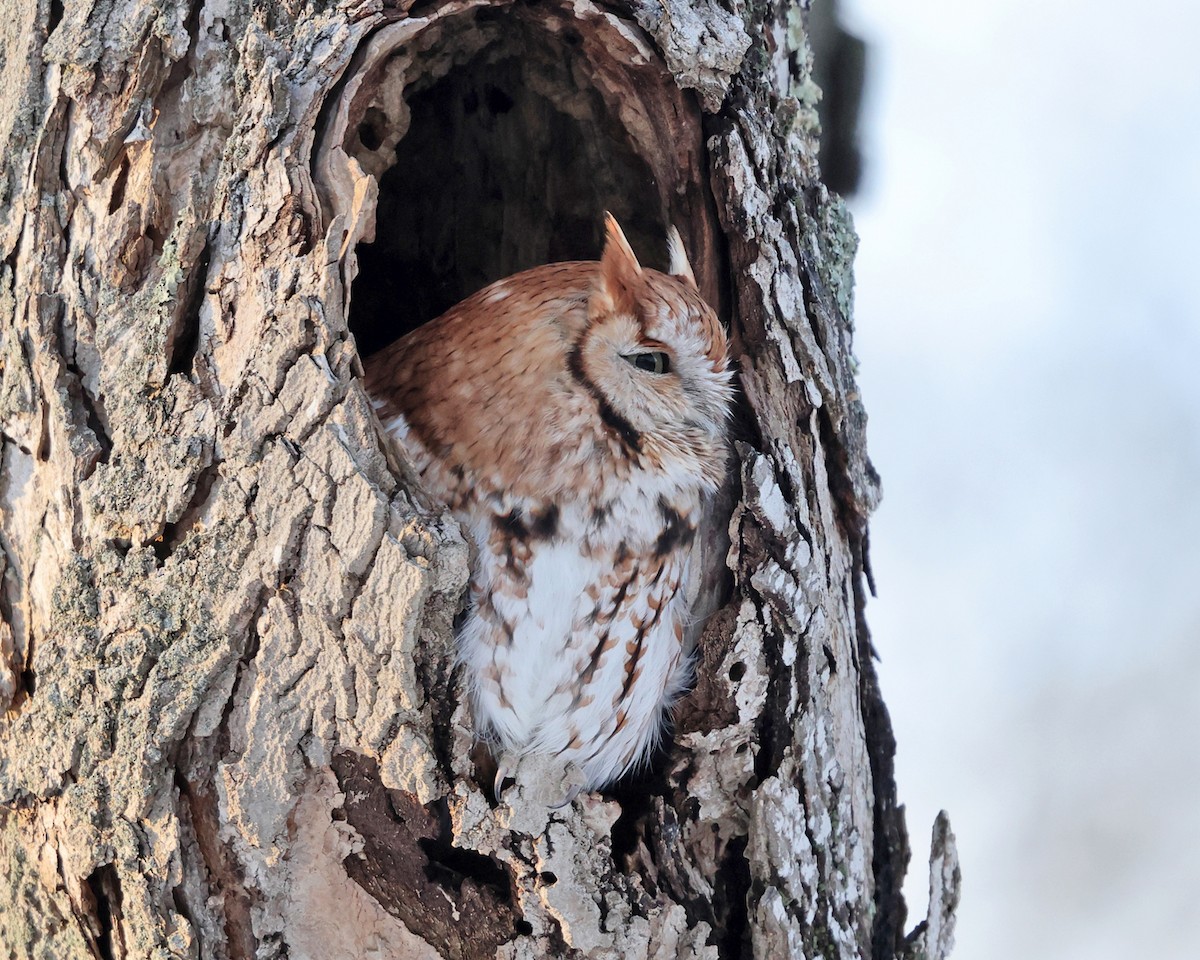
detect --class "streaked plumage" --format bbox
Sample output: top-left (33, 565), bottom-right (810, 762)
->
top-left (365, 215), bottom-right (732, 798)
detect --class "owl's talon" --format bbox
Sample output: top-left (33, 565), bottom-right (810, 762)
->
top-left (546, 783), bottom-right (583, 809)
top-left (546, 763), bottom-right (587, 808)
top-left (493, 755), bottom-right (517, 799)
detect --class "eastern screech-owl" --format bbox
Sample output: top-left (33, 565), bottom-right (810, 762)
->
top-left (365, 215), bottom-right (732, 802)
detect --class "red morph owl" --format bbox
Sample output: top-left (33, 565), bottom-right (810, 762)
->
top-left (365, 214), bottom-right (732, 803)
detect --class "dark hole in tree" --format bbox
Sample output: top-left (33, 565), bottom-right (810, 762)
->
top-left (84, 864), bottom-right (122, 960)
top-left (604, 729), bottom-right (675, 868)
top-left (356, 107), bottom-right (387, 151)
top-left (48, 0), bottom-right (64, 36)
top-left (348, 31), bottom-right (670, 358)
top-left (418, 796), bottom-right (513, 898)
top-left (417, 834), bottom-right (512, 897)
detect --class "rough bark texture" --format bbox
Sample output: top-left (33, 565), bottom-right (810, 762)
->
top-left (0, 1), bottom-right (960, 959)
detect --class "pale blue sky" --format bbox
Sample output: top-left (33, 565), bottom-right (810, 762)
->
top-left (841, 1), bottom-right (1200, 956)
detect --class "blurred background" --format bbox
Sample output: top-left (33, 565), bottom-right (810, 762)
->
top-left (824, 0), bottom-right (1200, 957)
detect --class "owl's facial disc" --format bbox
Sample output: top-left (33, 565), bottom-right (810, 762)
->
top-left (583, 296), bottom-right (730, 445)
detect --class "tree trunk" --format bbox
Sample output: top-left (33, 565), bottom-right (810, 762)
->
top-left (0, 1), bottom-right (959, 958)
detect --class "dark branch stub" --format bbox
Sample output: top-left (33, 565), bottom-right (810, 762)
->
top-left (331, 751), bottom-right (520, 960)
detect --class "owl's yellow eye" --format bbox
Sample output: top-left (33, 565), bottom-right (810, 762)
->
top-left (625, 351), bottom-right (671, 375)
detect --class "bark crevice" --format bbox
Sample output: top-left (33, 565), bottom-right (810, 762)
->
top-left (83, 864), bottom-right (122, 960)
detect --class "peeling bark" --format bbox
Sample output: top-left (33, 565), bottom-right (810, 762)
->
top-left (0, 1), bottom-right (958, 959)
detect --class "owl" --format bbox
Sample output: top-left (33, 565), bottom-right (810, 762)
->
top-left (364, 214), bottom-right (732, 803)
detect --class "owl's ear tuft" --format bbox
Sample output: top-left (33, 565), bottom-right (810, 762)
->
top-left (592, 212), bottom-right (643, 317)
top-left (666, 226), bottom-right (697, 289)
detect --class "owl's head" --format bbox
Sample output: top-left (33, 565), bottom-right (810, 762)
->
top-left (577, 215), bottom-right (733, 482)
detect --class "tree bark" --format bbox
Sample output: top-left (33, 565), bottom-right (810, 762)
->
top-left (0, 1), bottom-right (960, 958)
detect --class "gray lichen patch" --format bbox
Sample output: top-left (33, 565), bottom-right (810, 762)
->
top-left (0, 808), bottom-right (96, 960)
top-left (628, 0), bottom-right (753, 112)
